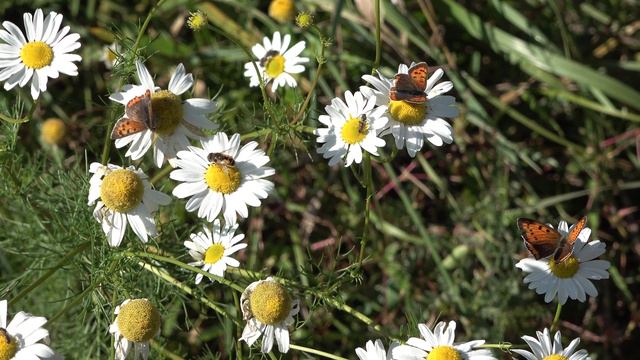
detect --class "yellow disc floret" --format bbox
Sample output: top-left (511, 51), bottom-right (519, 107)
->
top-left (151, 90), bottom-right (183, 136)
top-left (264, 55), bottom-right (286, 78)
top-left (20, 41), bottom-right (54, 69)
top-left (268, 0), bottom-right (295, 23)
top-left (0, 329), bottom-right (17, 360)
top-left (116, 299), bottom-right (161, 343)
top-left (543, 355), bottom-right (569, 360)
top-left (295, 12), bottom-right (314, 29)
top-left (41, 118), bottom-right (66, 145)
top-left (427, 345), bottom-right (462, 360)
top-left (388, 100), bottom-right (427, 126)
top-left (249, 281), bottom-right (292, 325)
top-left (100, 169), bottom-right (145, 212)
top-left (204, 243), bottom-right (225, 264)
top-left (340, 116), bottom-right (368, 145)
top-left (205, 164), bottom-right (241, 194)
top-left (549, 256), bottom-right (579, 278)
top-left (187, 10), bottom-right (208, 31)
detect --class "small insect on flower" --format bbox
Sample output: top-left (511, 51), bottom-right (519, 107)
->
top-left (244, 32), bottom-right (309, 91)
top-left (516, 217), bottom-right (611, 304)
top-left (360, 62), bottom-right (458, 157)
top-left (109, 61), bottom-right (218, 167)
top-left (0, 299), bottom-right (61, 360)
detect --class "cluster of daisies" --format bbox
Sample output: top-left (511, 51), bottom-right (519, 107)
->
top-left (0, 6), bottom-right (612, 360)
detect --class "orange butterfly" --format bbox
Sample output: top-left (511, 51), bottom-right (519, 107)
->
top-left (517, 216), bottom-right (588, 262)
top-left (389, 62), bottom-right (428, 104)
top-left (111, 89), bottom-right (157, 139)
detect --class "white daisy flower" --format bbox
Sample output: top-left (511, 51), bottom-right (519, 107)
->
top-left (0, 300), bottom-right (60, 360)
top-left (360, 63), bottom-right (458, 157)
top-left (240, 277), bottom-right (300, 353)
top-left (87, 162), bottom-right (171, 247)
top-left (109, 61), bottom-right (218, 167)
top-left (102, 42), bottom-right (119, 69)
top-left (109, 299), bottom-right (161, 360)
top-left (356, 339), bottom-right (395, 360)
top-left (391, 321), bottom-right (497, 360)
top-left (315, 90), bottom-right (388, 166)
top-left (515, 219), bottom-right (610, 305)
top-left (170, 132), bottom-right (275, 225)
top-left (0, 8), bottom-right (82, 99)
top-left (512, 328), bottom-right (591, 360)
top-left (184, 219), bottom-right (247, 284)
top-left (243, 31), bottom-right (308, 91)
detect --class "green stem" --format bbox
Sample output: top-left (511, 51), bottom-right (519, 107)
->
top-left (0, 98), bottom-right (39, 124)
top-left (357, 154), bottom-right (373, 265)
top-left (480, 343), bottom-right (514, 350)
top-left (124, 251), bottom-right (244, 292)
top-left (551, 302), bottom-right (563, 332)
top-left (138, 261), bottom-right (240, 325)
top-left (206, 24), bottom-right (269, 106)
top-left (10, 242), bottom-right (90, 305)
top-left (150, 164), bottom-right (173, 185)
top-left (292, 37), bottom-right (327, 124)
top-left (290, 344), bottom-right (348, 360)
top-left (373, 0), bottom-right (382, 72)
top-left (150, 340), bottom-right (185, 360)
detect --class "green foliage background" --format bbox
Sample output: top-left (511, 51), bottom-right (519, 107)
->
top-left (1, 0), bottom-right (639, 358)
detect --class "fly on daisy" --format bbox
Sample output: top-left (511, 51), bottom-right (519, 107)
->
top-left (0, 300), bottom-right (60, 360)
top-left (87, 162), bottom-right (171, 247)
top-left (243, 31), bottom-right (308, 91)
top-left (315, 90), bottom-right (388, 166)
top-left (109, 61), bottom-right (218, 167)
top-left (184, 219), bottom-right (247, 284)
top-left (0, 8), bottom-right (82, 99)
top-left (170, 132), bottom-right (275, 225)
top-left (360, 62), bottom-right (458, 157)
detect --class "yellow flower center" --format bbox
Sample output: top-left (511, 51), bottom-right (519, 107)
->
top-left (295, 12), bottom-right (314, 29)
top-left (41, 118), bottom-right (66, 145)
top-left (388, 100), bottom-right (427, 125)
top-left (249, 281), bottom-right (292, 325)
top-left (116, 299), bottom-right (161, 343)
top-left (205, 163), bottom-right (241, 194)
top-left (543, 355), bottom-right (569, 360)
top-left (264, 54), bottom-right (286, 78)
top-left (340, 116), bottom-right (368, 144)
top-left (187, 10), bottom-right (208, 31)
top-left (106, 48), bottom-right (117, 64)
top-left (0, 329), bottom-right (17, 360)
top-left (151, 90), bottom-right (183, 136)
top-left (100, 169), bottom-right (145, 212)
top-left (268, 0), bottom-right (295, 23)
top-left (426, 346), bottom-right (462, 360)
top-left (20, 41), bottom-right (54, 69)
top-left (204, 243), bottom-right (225, 264)
top-left (549, 256), bottom-right (580, 278)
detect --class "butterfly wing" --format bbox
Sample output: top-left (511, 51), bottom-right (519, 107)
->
top-left (111, 90), bottom-right (152, 139)
top-left (389, 74), bottom-right (427, 103)
top-left (554, 216), bottom-right (587, 262)
top-left (517, 218), bottom-right (562, 259)
top-left (408, 62), bottom-right (428, 91)
top-left (110, 117), bottom-right (148, 139)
